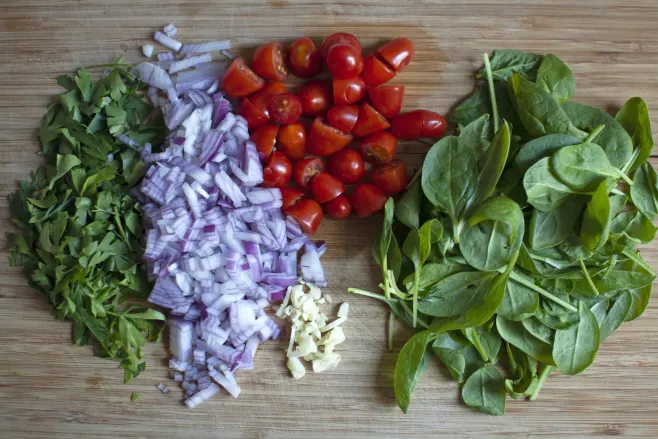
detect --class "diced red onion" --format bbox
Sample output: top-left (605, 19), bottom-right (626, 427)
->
top-left (134, 62), bottom-right (174, 91)
top-left (181, 40), bottom-right (232, 54)
top-left (155, 31), bottom-right (183, 52)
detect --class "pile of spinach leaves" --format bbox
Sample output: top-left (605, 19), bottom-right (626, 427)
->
top-left (350, 49), bottom-right (656, 415)
top-left (7, 60), bottom-right (168, 382)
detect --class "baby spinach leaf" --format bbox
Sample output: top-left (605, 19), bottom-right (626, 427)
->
top-left (433, 344), bottom-right (467, 383)
top-left (562, 101), bottom-right (633, 169)
top-left (610, 210), bottom-right (657, 244)
top-left (630, 162), bottom-right (658, 220)
top-left (463, 325), bottom-right (502, 362)
top-left (458, 114), bottom-right (492, 158)
top-left (615, 97), bottom-right (653, 172)
top-left (508, 73), bottom-right (587, 139)
top-left (418, 272), bottom-right (494, 317)
top-left (524, 157), bottom-right (576, 212)
top-left (450, 86), bottom-right (490, 127)
top-left (469, 122), bottom-right (511, 210)
top-left (529, 197), bottom-right (583, 250)
top-left (553, 301), bottom-right (600, 375)
top-left (625, 284), bottom-right (652, 322)
top-left (394, 330), bottom-right (434, 413)
top-left (516, 134), bottom-right (581, 173)
top-left (551, 142), bottom-right (628, 192)
top-left (497, 315), bottom-right (556, 365)
top-left (462, 363), bottom-right (506, 416)
top-left (419, 219), bottom-right (443, 264)
top-left (505, 344), bottom-right (539, 399)
top-left (580, 181), bottom-right (611, 251)
top-left (395, 177), bottom-right (422, 229)
top-left (432, 332), bottom-right (483, 383)
top-left (406, 262), bottom-right (468, 295)
top-left (535, 54), bottom-right (575, 104)
top-left (497, 277), bottom-right (540, 321)
top-left (590, 290), bottom-right (632, 340)
top-left (478, 50), bottom-right (542, 81)
top-left (521, 317), bottom-right (554, 344)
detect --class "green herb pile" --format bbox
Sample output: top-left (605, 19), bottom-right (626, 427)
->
top-left (7, 60), bottom-right (167, 382)
top-left (350, 50), bottom-right (656, 415)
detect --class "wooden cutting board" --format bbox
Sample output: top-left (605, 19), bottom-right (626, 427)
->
top-left (2, 1), bottom-right (658, 437)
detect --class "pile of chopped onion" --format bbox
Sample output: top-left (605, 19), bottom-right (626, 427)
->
top-left (133, 25), bottom-right (328, 408)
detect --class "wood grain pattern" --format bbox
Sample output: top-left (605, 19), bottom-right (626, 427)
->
top-left (1, 1), bottom-right (658, 437)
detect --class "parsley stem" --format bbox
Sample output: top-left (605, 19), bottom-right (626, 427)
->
top-left (483, 52), bottom-right (500, 132)
top-left (529, 365), bottom-right (554, 401)
top-left (347, 288), bottom-right (397, 304)
top-left (579, 258), bottom-right (600, 296)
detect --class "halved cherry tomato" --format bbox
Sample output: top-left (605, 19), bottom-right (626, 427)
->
top-left (239, 98), bottom-right (269, 129)
top-left (250, 82), bottom-right (288, 115)
top-left (327, 105), bottom-right (359, 133)
top-left (297, 81), bottom-right (332, 117)
top-left (351, 184), bottom-right (387, 217)
top-left (251, 124), bottom-right (279, 160)
top-left (262, 151), bottom-right (292, 188)
top-left (358, 131), bottom-right (397, 165)
top-left (288, 37), bottom-right (323, 78)
top-left (311, 172), bottom-right (345, 204)
top-left (328, 148), bottom-right (365, 184)
top-left (293, 157), bottom-right (325, 189)
top-left (333, 76), bottom-right (366, 105)
top-left (371, 159), bottom-right (408, 195)
top-left (362, 54), bottom-right (396, 86)
top-left (392, 110), bottom-right (447, 139)
top-left (325, 194), bottom-right (352, 219)
top-left (221, 57), bottom-right (264, 98)
top-left (281, 187), bottom-right (305, 210)
top-left (268, 93), bottom-right (302, 124)
top-left (252, 42), bottom-right (287, 81)
top-left (377, 38), bottom-right (415, 72)
top-left (320, 32), bottom-right (361, 59)
top-left (285, 198), bottom-right (323, 235)
top-left (367, 85), bottom-right (405, 119)
top-left (326, 43), bottom-right (364, 79)
top-left (277, 123), bottom-right (306, 160)
top-left (352, 103), bottom-right (391, 138)
top-left (307, 117), bottom-right (354, 156)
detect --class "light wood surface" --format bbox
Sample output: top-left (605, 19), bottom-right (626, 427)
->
top-left (2, 1), bottom-right (658, 438)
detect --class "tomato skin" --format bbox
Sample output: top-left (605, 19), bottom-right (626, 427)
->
top-left (261, 151), bottom-right (293, 188)
top-left (239, 98), bottom-right (269, 129)
top-left (285, 198), bottom-right (323, 234)
top-left (352, 103), bottom-right (391, 138)
top-left (288, 37), bottom-right (324, 78)
top-left (321, 32), bottom-right (361, 59)
top-left (307, 117), bottom-right (354, 156)
top-left (392, 110), bottom-right (447, 139)
top-left (311, 172), bottom-right (345, 204)
top-left (328, 148), bottom-right (365, 184)
top-left (326, 43), bottom-right (364, 79)
top-left (252, 42), bottom-right (288, 81)
top-left (358, 131), bottom-right (398, 165)
top-left (371, 159), bottom-right (408, 195)
top-left (351, 184), bottom-right (388, 217)
top-left (377, 38), bottom-right (415, 72)
top-left (268, 93), bottom-right (302, 124)
top-left (325, 194), bottom-right (352, 219)
top-left (293, 157), bottom-right (325, 190)
top-left (250, 124), bottom-right (279, 160)
top-left (362, 54), bottom-right (396, 86)
top-left (221, 57), bottom-right (265, 98)
top-left (327, 105), bottom-right (359, 133)
top-left (297, 81), bottom-right (332, 117)
top-left (333, 76), bottom-right (366, 105)
top-left (367, 85), bottom-right (405, 119)
top-left (420, 110), bottom-right (447, 138)
top-left (280, 186), bottom-right (305, 210)
top-left (276, 123), bottom-right (307, 160)
top-left (250, 82), bottom-right (287, 115)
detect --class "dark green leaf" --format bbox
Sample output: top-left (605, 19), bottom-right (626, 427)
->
top-left (580, 181), bottom-right (611, 251)
top-left (394, 330), bottom-right (434, 413)
top-left (524, 157), bottom-right (576, 212)
top-left (615, 97), bottom-right (653, 172)
top-left (395, 176), bottom-right (423, 229)
top-left (553, 302), bottom-right (600, 375)
top-left (630, 163), bottom-right (658, 220)
top-left (479, 50), bottom-right (542, 81)
top-left (462, 364), bottom-right (506, 416)
top-left (551, 143), bottom-right (624, 193)
top-left (516, 134), bottom-right (581, 173)
top-left (496, 315), bottom-right (556, 365)
top-left (535, 54), bottom-right (575, 104)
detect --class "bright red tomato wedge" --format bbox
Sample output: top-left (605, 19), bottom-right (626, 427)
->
top-left (358, 131), bottom-right (398, 165)
top-left (325, 194), bottom-right (352, 220)
top-left (333, 76), bottom-right (366, 105)
top-left (277, 123), bottom-right (307, 160)
top-left (321, 32), bottom-right (361, 59)
top-left (221, 57), bottom-right (264, 98)
top-left (328, 148), bottom-right (365, 184)
top-left (268, 93), bottom-right (302, 124)
top-left (327, 105), bottom-right (359, 133)
top-left (362, 54), bottom-right (396, 86)
top-left (326, 43), bottom-right (364, 79)
top-left (288, 37), bottom-right (324, 78)
top-left (377, 38), bottom-right (415, 72)
top-left (351, 103), bottom-right (391, 138)
top-left (250, 124), bottom-right (279, 160)
top-left (297, 81), bottom-right (332, 117)
top-left (351, 184), bottom-right (387, 217)
top-left (280, 187), bottom-right (305, 210)
top-left (311, 172), bottom-right (345, 204)
top-left (367, 85), bottom-right (405, 119)
top-left (285, 199), bottom-right (323, 234)
top-left (252, 42), bottom-right (288, 81)
top-left (293, 157), bottom-right (325, 189)
top-left (392, 110), bottom-right (447, 139)
top-left (239, 98), bottom-right (269, 130)
top-left (371, 159), bottom-right (408, 195)
top-left (307, 118), bottom-right (354, 156)
top-left (261, 151), bottom-right (292, 188)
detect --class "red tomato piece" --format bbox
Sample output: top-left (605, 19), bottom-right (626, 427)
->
top-left (297, 81), bottom-right (332, 117)
top-left (311, 172), bottom-right (345, 204)
top-left (307, 117), bottom-right (354, 156)
top-left (221, 57), bottom-right (264, 98)
top-left (251, 42), bottom-right (288, 81)
top-left (280, 187), bottom-right (305, 210)
top-left (261, 151), bottom-right (292, 188)
top-left (328, 148), bottom-right (365, 184)
top-left (293, 157), bottom-right (325, 190)
top-left (352, 103), bottom-right (391, 138)
top-left (250, 124), bottom-right (279, 160)
top-left (239, 98), bottom-right (269, 130)
top-left (421, 110), bottom-right (448, 138)
top-left (267, 93), bottom-right (302, 124)
top-left (351, 184), bottom-right (387, 217)
top-left (376, 38), bottom-right (415, 72)
top-left (326, 43), bottom-right (364, 79)
top-left (277, 123), bottom-right (307, 160)
top-left (285, 199), bottom-right (323, 235)
top-left (371, 159), bottom-right (408, 195)
top-left (320, 32), bottom-right (361, 59)
top-left (288, 37), bottom-right (324, 78)
top-left (250, 82), bottom-right (288, 115)
top-left (358, 131), bottom-right (398, 165)
top-left (362, 54), bottom-right (396, 86)
top-left (333, 76), bottom-right (366, 105)
top-left (391, 110), bottom-right (423, 139)
top-left (367, 85), bottom-right (405, 119)
top-left (325, 194), bottom-right (352, 220)
top-left (327, 105), bottom-right (359, 133)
